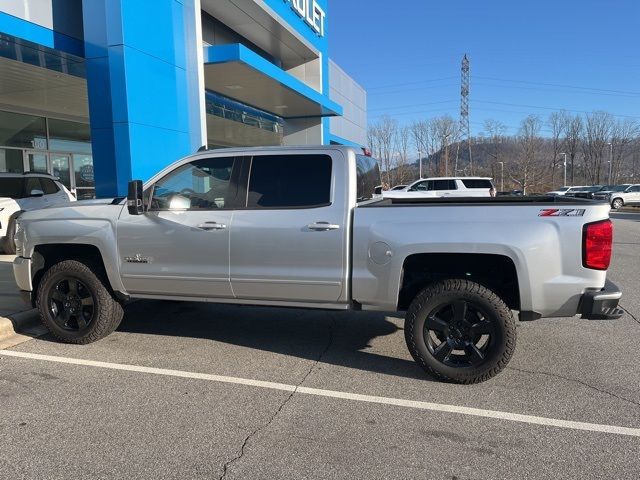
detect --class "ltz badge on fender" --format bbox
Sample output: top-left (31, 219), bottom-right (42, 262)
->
top-left (538, 209), bottom-right (586, 217)
top-left (124, 254), bottom-right (152, 264)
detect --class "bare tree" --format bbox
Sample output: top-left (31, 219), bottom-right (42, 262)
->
top-left (611, 118), bottom-right (640, 184)
top-left (582, 111), bottom-right (614, 184)
top-left (410, 120), bottom-right (431, 178)
top-left (367, 116), bottom-right (398, 188)
top-left (483, 118), bottom-right (508, 184)
top-left (432, 115), bottom-right (458, 176)
top-left (395, 125), bottom-right (412, 185)
top-left (562, 114), bottom-right (583, 185)
top-left (510, 115), bottom-right (543, 194)
top-left (548, 111), bottom-right (567, 186)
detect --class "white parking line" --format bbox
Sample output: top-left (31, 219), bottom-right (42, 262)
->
top-left (2, 349), bottom-right (639, 438)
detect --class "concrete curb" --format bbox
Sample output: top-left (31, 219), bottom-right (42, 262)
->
top-left (0, 309), bottom-right (46, 349)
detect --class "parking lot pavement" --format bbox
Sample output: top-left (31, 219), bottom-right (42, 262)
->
top-left (1, 216), bottom-right (639, 479)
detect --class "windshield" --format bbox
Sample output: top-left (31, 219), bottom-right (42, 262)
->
top-left (578, 186), bottom-right (604, 192)
top-left (0, 178), bottom-right (24, 198)
top-left (557, 187), bottom-right (570, 192)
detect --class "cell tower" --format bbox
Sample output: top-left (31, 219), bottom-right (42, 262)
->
top-left (460, 54), bottom-right (473, 173)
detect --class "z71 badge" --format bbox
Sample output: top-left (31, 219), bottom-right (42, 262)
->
top-left (538, 208), bottom-right (586, 217)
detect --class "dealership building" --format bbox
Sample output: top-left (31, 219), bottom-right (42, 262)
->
top-left (0, 0), bottom-right (366, 197)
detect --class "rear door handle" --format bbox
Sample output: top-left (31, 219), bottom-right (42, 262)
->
top-left (308, 222), bottom-right (340, 231)
top-left (197, 221), bottom-right (227, 231)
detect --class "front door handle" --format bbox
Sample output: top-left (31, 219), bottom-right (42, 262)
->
top-left (308, 222), bottom-right (340, 231)
top-left (197, 221), bottom-right (227, 231)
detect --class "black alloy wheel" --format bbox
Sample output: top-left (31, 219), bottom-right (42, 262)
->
top-left (424, 299), bottom-right (495, 368)
top-left (405, 279), bottom-right (516, 384)
top-left (47, 277), bottom-right (95, 332)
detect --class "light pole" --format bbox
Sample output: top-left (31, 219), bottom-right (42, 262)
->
top-left (497, 161), bottom-right (504, 191)
top-left (560, 152), bottom-right (567, 186)
top-left (418, 149), bottom-right (423, 179)
top-left (607, 142), bottom-right (613, 184)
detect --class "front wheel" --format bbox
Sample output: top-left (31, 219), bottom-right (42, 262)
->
top-left (611, 198), bottom-right (624, 210)
top-left (1, 217), bottom-right (16, 254)
top-left (37, 260), bottom-right (124, 344)
top-left (405, 279), bottom-right (516, 384)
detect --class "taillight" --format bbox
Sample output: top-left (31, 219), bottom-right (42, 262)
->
top-left (582, 220), bottom-right (613, 270)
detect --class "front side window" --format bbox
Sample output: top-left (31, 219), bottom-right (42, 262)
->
top-left (410, 181), bottom-right (429, 191)
top-left (247, 155), bottom-right (332, 208)
top-left (41, 178), bottom-right (60, 194)
top-left (25, 177), bottom-right (42, 195)
top-left (149, 157), bottom-right (236, 210)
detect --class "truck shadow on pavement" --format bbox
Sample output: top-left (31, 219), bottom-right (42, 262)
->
top-left (115, 300), bottom-right (432, 382)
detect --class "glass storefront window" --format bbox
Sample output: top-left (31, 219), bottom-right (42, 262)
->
top-left (51, 153), bottom-right (72, 190)
top-left (73, 154), bottom-right (95, 189)
top-left (0, 148), bottom-right (25, 173)
top-left (28, 152), bottom-right (48, 173)
top-left (48, 118), bottom-right (91, 154)
top-left (0, 111), bottom-right (47, 149)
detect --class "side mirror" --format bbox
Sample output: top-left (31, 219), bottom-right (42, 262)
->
top-left (127, 180), bottom-right (144, 215)
top-left (30, 189), bottom-right (44, 197)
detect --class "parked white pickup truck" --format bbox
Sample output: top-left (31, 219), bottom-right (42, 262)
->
top-left (12, 146), bottom-right (623, 383)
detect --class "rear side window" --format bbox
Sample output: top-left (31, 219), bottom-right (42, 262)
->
top-left (247, 155), bottom-right (332, 208)
top-left (462, 179), bottom-right (494, 189)
top-left (355, 154), bottom-right (380, 201)
top-left (0, 178), bottom-right (25, 198)
top-left (41, 178), bottom-right (60, 194)
top-left (432, 179), bottom-right (457, 190)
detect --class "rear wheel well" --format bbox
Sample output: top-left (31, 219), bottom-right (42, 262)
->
top-left (32, 244), bottom-right (109, 300)
top-left (398, 253), bottom-right (520, 311)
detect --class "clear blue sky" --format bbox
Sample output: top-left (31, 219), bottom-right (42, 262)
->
top-left (328, 0), bottom-right (640, 136)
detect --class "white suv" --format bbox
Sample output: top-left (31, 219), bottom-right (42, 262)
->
top-left (383, 177), bottom-right (496, 199)
top-left (0, 173), bottom-right (75, 253)
top-left (593, 184), bottom-right (640, 209)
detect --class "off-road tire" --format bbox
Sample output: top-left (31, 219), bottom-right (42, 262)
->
top-left (37, 260), bottom-right (124, 344)
top-left (405, 279), bottom-right (516, 384)
top-left (611, 198), bottom-right (624, 210)
top-left (1, 217), bottom-right (17, 254)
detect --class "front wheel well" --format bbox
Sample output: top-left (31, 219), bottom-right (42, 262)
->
top-left (32, 244), bottom-right (109, 300)
top-left (398, 253), bottom-right (520, 311)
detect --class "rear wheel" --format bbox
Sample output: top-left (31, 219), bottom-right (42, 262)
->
top-left (37, 260), bottom-right (123, 344)
top-left (611, 198), bottom-right (624, 210)
top-left (405, 279), bottom-right (516, 384)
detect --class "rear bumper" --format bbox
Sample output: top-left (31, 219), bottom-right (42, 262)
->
top-left (579, 280), bottom-right (624, 320)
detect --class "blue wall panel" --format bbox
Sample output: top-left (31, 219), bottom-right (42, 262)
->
top-left (82, 0), bottom-right (202, 197)
top-left (0, 11), bottom-right (84, 57)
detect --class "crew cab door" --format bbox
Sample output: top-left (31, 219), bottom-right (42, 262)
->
top-left (230, 151), bottom-right (348, 303)
top-left (117, 156), bottom-right (241, 298)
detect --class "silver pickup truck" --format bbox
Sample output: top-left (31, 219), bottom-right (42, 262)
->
top-left (12, 146), bottom-right (623, 383)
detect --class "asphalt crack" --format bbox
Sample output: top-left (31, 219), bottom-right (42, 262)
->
top-left (218, 315), bottom-right (336, 480)
top-left (507, 366), bottom-right (640, 408)
top-left (620, 304), bottom-right (639, 325)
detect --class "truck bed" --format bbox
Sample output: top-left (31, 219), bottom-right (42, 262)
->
top-left (362, 195), bottom-right (604, 207)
